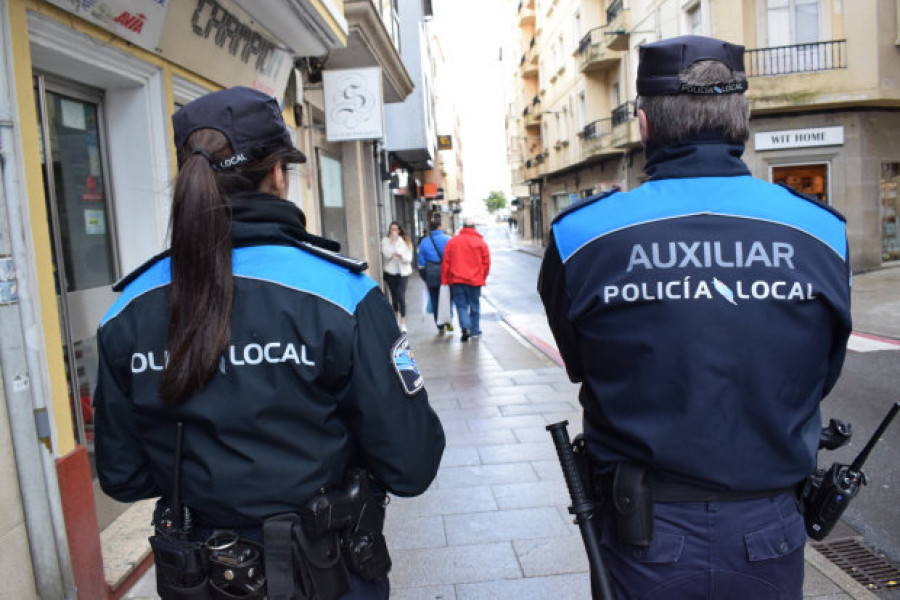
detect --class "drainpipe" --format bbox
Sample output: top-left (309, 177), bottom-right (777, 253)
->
top-left (0, 10), bottom-right (76, 598)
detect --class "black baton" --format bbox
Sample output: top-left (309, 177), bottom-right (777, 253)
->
top-left (547, 421), bottom-right (615, 600)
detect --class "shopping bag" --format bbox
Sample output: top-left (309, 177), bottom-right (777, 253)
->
top-left (437, 284), bottom-right (452, 325)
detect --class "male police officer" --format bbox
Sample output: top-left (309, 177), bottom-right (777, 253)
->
top-left (538, 36), bottom-right (851, 599)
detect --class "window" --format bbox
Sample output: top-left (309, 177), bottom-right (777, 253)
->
top-left (772, 163), bottom-right (828, 203)
top-left (767, 0), bottom-right (819, 46)
top-left (686, 3), bottom-right (702, 35)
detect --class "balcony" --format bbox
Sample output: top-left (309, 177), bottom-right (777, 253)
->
top-left (578, 28), bottom-right (623, 73)
top-left (517, 1), bottom-right (535, 26)
top-left (744, 40), bottom-right (870, 113)
top-left (524, 108), bottom-right (542, 128)
top-left (520, 49), bottom-right (538, 78)
top-left (605, 0), bottom-right (630, 51)
top-left (746, 40), bottom-right (846, 77)
top-left (578, 117), bottom-right (613, 159)
top-left (610, 101), bottom-right (640, 148)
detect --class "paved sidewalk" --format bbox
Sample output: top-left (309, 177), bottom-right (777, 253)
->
top-left (125, 269), bottom-right (884, 599)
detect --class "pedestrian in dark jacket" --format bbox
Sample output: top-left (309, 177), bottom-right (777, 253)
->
top-left (442, 219), bottom-right (491, 342)
top-left (539, 36), bottom-right (851, 599)
top-left (93, 87), bottom-right (444, 599)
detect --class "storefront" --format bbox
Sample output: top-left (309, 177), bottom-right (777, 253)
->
top-left (0, 0), bottom-right (347, 596)
top-left (745, 112), bottom-right (900, 272)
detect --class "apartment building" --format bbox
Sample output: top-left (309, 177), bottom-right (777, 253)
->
top-left (506, 0), bottom-right (900, 272)
top-left (0, 0), bottom-right (438, 597)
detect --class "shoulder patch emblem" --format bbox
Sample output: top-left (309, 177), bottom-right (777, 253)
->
top-left (391, 335), bottom-right (424, 396)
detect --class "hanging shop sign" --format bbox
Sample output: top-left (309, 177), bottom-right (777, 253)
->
top-left (46, 0), bottom-right (170, 51)
top-left (323, 67), bottom-right (385, 142)
top-left (49, 0), bottom-right (294, 101)
top-left (437, 135), bottom-right (453, 150)
top-left (754, 126), bottom-right (844, 151)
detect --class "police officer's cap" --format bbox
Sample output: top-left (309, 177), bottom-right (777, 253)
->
top-left (637, 35), bottom-right (748, 97)
top-left (172, 86), bottom-right (305, 171)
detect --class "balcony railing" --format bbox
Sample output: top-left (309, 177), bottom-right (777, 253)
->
top-left (606, 0), bottom-right (623, 23)
top-left (746, 40), bottom-right (846, 77)
top-left (579, 118), bottom-right (611, 140)
top-left (578, 28), bottom-right (597, 55)
top-left (611, 101), bottom-right (634, 127)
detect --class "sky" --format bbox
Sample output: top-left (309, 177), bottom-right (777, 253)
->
top-left (432, 0), bottom-right (512, 215)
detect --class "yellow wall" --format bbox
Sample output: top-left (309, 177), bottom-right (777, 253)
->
top-left (7, 0), bottom-right (222, 456)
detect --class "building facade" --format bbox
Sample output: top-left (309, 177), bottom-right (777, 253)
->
top-left (384, 0), bottom-right (440, 241)
top-left (505, 0), bottom-right (900, 273)
top-left (0, 0), bottom-right (439, 597)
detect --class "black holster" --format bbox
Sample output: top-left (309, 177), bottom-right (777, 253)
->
top-left (264, 513), bottom-right (351, 600)
top-left (612, 463), bottom-right (655, 547)
top-left (149, 530), bottom-right (210, 600)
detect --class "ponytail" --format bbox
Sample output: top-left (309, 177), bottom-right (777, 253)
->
top-left (160, 130), bottom-right (233, 404)
top-left (161, 129), bottom-right (304, 404)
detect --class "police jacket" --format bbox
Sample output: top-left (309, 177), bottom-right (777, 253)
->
top-left (538, 139), bottom-right (851, 493)
top-left (94, 193), bottom-right (445, 528)
top-left (442, 228), bottom-right (491, 287)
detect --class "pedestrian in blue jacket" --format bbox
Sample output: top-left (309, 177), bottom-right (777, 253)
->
top-left (417, 218), bottom-right (453, 333)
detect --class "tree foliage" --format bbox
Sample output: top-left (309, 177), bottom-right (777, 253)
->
top-left (483, 190), bottom-right (507, 213)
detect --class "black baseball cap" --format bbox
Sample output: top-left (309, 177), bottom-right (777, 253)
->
top-left (637, 35), bottom-right (748, 96)
top-left (172, 86), bottom-right (305, 170)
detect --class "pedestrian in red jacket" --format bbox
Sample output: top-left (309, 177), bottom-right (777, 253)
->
top-left (442, 219), bottom-right (491, 341)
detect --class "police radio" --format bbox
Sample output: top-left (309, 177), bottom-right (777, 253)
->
top-left (800, 401), bottom-right (899, 540)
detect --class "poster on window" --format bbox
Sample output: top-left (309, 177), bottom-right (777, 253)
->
top-left (84, 209), bottom-right (106, 235)
top-left (323, 68), bottom-right (385, 142)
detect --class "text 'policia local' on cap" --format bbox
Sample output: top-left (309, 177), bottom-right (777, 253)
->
top-left (637, 35), bottom-right (748, 97)
top-left (172, 86), bottom-right (305, 171)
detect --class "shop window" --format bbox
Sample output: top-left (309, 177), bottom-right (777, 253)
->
top-left (317, 150), bottom-right (349, 252)
top-left (772, 163), bottom-right (828, 203)
top-left (881, 162), bottom-right (900, 262)
top-left (552, 192), bottom-right (572, 218)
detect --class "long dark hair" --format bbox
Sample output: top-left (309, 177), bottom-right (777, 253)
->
top-left (160, 129), bottom-right (303, 404)
top-left (388, 220), bottom-right (412, 248)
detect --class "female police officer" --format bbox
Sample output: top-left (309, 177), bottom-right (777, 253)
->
top-left (93, 87), bottom-right (445, 599)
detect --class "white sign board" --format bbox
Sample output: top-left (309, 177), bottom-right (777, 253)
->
top-left (50, 0), bottom-right (294, 102)
top-left (323, 68), bottom-right (385, 142)
top-left (754, 126), bottom-right (844, 151)
top-left (46, 0), bottom-right (169, 52)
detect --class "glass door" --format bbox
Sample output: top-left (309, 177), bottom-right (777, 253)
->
top-left (317, 149), bottom-right (349, 251)
top-left (34, 75), bottom-right (119, 460)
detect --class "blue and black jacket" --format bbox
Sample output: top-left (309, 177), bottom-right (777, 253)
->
top-left (538, 140), bottom-right (851, 493)
top-left (94, 193), bottom-right (444, 528)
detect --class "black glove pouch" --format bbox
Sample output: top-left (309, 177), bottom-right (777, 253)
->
top-left (613, 463), bottom-right (654, 547)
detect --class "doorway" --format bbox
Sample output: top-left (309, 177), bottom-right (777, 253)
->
top-left (34, 75), bottom-right (122, 526)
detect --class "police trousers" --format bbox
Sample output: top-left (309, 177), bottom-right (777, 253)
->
top-left (595, 491), bottom-right (806, 600)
